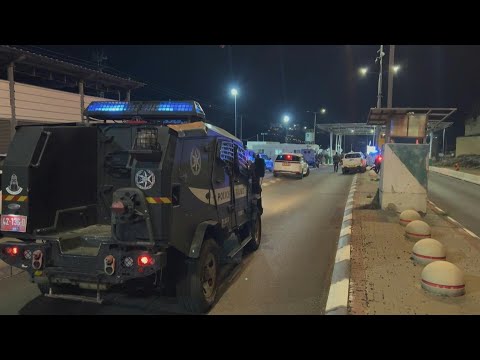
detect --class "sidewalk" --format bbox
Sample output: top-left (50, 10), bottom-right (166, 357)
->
top-left (430, 166), bottom-right (480, 185)
top-left (349, 172), bottom-right (480, 314)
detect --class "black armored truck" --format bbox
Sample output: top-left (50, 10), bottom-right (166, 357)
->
top-left (0, 101), bottom-right (262, 313)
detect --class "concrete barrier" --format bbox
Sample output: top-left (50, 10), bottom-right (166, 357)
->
top-left (430, 166), bottom-right (480, 186)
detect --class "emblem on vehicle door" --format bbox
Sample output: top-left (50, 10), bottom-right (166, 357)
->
top-left (6, 174), bottom-right (23, 195)
top-left (135, 169), bottom-right (155, 190)
top-left (190, 147), bottom-right (201, 176)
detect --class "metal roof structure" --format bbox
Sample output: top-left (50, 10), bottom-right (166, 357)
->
top-left (316, 123), bottom-right (376, 136)
top-left (0, 45), bottom-right (145, 91)
top-left (317, 107), bottom-right (456, 136)
top-left (367, 107), bottom-right (457, 132)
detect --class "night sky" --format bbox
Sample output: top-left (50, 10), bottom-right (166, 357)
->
top-left (36, 45), bottom-right (480, 150)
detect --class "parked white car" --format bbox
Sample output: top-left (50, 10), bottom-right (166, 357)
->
top-left (273, 153), bottom-right (309, 179)
top-left (341, 152), bottom-right (367, 174)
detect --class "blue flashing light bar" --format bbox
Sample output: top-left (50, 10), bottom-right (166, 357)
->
top-left (86, 101), bottom-right (133, 112)
top-left (156, 102), bottom-right (193, 112)
top-left (84, 100), bottom-right (206, 121)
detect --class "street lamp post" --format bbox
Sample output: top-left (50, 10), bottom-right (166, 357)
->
top-left (307, 108), bottom-right (326, 144)
top-left (231, 88), bottom-right (238, 137)
top-left (283, 115), bottom-right (290, 143)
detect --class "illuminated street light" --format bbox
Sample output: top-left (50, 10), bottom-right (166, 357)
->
top-left (304, 126), bottom-right (307, 130)
top-left (320, 108), bottom-right (326, 114)
top-left (230, 88), bottom-right (238, 137)
top-left (393, 65), bottom-right (400, 74)
top-left (283, 115), bottom-right (290, 123)
top-left (359, 67), bottom-right (368, 76)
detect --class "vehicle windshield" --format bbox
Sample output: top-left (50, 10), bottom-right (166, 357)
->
top-left (345, 153), bottom-right (361, 159)
top-left (276, 154), bottom-right (301, 161)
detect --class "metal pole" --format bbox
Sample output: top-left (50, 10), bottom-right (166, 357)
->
top-left (329, 132), bottom-right (333, 164)
top-left (234, 95), bottom-right (237, 137)
top-left (377, 45), bottom-right (384, 109)
top-left (387, 45), bottom-right (395, 108)
top-left (79, 80), bottom-right (85, 123)
top-left (126, 89), bottom-right (131, 102)
top-left (8, 62), bottom-right (16, 140)
top-left (240, 114), bottom-right (243, 141)
top-left (257, 134), bottom-right (259, 141)
top-left (429, 131), bottom-right (434, 159)
top-left (442, 128), bottom-right (446, 155)
top-left (313, 112), bottom-right (317, 144)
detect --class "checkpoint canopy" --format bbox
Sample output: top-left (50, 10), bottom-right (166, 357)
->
top-left (366, 107), bottom-right (456, 141)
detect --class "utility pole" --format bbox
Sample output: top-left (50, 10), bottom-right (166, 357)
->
top-left (240, 114), bottom-right (243, 141)
top-left (387, 45), bottom-right (395, 108)
top-left (313, 112), bottom-right (317, 144)
top-left (376, 45), bottom-right (384, 109)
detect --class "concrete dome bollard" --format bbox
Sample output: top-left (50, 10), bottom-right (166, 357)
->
top-left (421, 261), bottom-right (465, 297)
top-left (399, 209), bottom-right (421, 226)
top-left (405, 220), bottom-right (431, 240)
top-left (412, 238), bottom-right (446, 265)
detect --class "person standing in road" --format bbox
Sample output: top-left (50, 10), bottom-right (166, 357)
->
top-left (333, 152), bottom-right (341, 173)
top-left (254, 153), bottom-right (266, 184)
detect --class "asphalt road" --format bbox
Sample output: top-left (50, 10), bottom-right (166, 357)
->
top-left (428, 172), bottom-right (480, 236)
top-left (0, 166), bottom-right (353, 315)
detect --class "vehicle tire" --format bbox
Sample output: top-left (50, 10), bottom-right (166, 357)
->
top-left (306, 168), bottom-right (310, 176)
top-left (361, 167), bottom-right (366, 173)
top-left (273, 172), bottom-right (278, 177)
top-left (176, 238), bottom-right (219, 314)
top-left (245, 213), bottom-right (262, 252)
top-left (298, 172), bottom-right (304, 180)
top-left (342, 169), bottom-right (347, 175)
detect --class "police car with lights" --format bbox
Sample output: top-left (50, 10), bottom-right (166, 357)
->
top-left (273, 153), bottom-right (310, 179)
top-left (0, 101), bottom-right (262, 313)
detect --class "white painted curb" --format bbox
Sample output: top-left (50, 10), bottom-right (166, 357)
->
top-left (325, 174), bottom-right (357, 315)
top-left (430, 166), bottom-right (480, 186)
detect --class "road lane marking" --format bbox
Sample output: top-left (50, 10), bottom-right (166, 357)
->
top-left (429, 202), bottom-right (480, 240)
top-left (464, 228), bottom-right (480, 239)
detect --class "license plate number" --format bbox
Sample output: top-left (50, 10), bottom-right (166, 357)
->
top-left (1, 215), bottom-right (28, 233)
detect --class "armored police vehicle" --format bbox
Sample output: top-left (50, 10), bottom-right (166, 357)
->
top-left (0, 101), bottom-right (262, 313)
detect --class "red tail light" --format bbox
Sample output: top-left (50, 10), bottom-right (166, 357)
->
top-left (378, 156), bottom-right (383, 162)
top-left (111, 201), bottom-right (126, 215)
top-left (4, 246), bottom-right (19, 256)
top-left (138, 254), bottom-right (154, 266)
top-left (286, 155), bottom-right (292, 161)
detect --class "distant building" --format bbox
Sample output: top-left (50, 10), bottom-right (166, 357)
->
top-left (456, 116), bottom-right (480, 156)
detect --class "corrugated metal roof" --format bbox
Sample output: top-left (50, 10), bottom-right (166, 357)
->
top-left (0, 45), bottom-right (145, 90)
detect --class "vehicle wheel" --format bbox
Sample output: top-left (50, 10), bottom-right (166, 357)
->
top-left (245, 213), bottom-right (262, 252)
top-left (306, 168), bottom-right (310, 176)
top-left (298, 172), bottom-right (304, 180)
top-left (361, 167), bottom-right (366, 173)
top-left (273, 172), bottom-right (278, 177)
top-left (342, 169), bottom-right (347, 175)
top-left (176, 238), bottom-right (219, 314)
